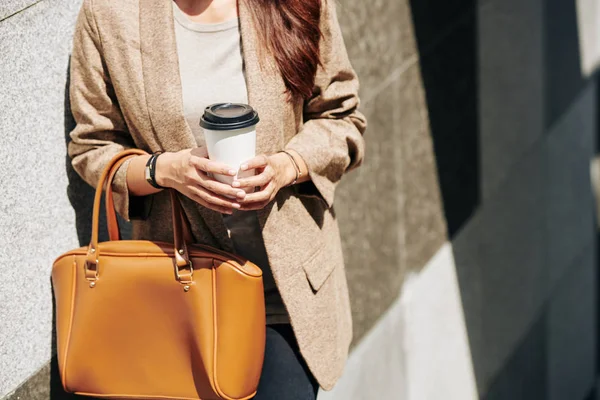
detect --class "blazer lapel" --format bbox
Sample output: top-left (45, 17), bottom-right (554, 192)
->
top-left (139, 0), bottom-right (196, 152)
top-left (139, 0), bottom-right (233, 251)
top-left (238, 0), bottom-right (286, 157)
top-left (238, 0), bottom-right (288, 230)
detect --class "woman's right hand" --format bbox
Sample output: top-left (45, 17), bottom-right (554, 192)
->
top-left (154, 147), bottom-right (246, 214)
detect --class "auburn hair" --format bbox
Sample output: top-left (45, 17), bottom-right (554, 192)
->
top-left (247, 0), bottom-right (322, 100)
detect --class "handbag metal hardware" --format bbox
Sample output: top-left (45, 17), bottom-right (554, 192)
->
top-left (175, 260), bottom-right (194, 284)
top-left (84, 259), bottom-right (99, 281)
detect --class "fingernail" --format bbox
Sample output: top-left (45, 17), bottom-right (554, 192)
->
top-left (240, 164), bottom-right (248, 171)
top-left (232, 203), bottom-right (241, 209)
top-left (228, 169), bottom-right (237, 176)
top-left (232, 181), bottom-right (241, 188)
top-left (237, 191), bottom-right (246, 198)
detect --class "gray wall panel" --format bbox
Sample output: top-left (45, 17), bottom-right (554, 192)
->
top-left (337, 78), bottom-right (404, 345)
top-left (484, 313), bottom-right (548, 400)
top-left (546, 244), bottom-right (596, 400)
top-left (336, 0), bottom-right (416, 103)
top-left (408, 0), bottom-right (475, 52)
top-left (544, 83), bottom-right (596, 295)
top-left (0, 0), bottom-right (81, 396)
top-left (545, 0), bottom-right (588, 129)
top-left (413, 13), bottom-right (479, 237)
top-left (453, 143), bottom-right (547, 394)
top-left (398, 63), bottom-right (447, 273)
top-left (478, 0), bottom-right (544, 200)
top-left (0, 0), bottom-right (39, 21)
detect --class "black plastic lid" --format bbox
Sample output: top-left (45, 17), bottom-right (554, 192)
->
top-left (199, 103), bottom-right (260, 131)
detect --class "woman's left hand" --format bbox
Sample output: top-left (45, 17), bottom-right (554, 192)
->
top-left (232, 153), bottom-right (297, 211)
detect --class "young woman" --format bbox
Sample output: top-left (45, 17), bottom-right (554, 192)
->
top-left (68, 0), bottom-right (366, 398)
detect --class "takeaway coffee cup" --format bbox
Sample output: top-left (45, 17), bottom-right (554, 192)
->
top-left (199, 103), bottom-right (260, 187)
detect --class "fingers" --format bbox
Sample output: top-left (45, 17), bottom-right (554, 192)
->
top-left (189, 155), bottom-right (237, 177)
top-left (186, 186), bottom-right (241, 214)
top-left (183, 151), bottom-right (277, 211)
top-left (240, 154), bottom-right (269, 172)
top-left (233, 167), bottom-right (273, 188)
top-left (197, 173), bottom-right (247, 199)
top-left (239, 202), bottom-right (270, 211)
top-left (238, 182), bottom-right (275, 210)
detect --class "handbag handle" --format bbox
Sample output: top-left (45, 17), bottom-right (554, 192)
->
top-left (105, 156), bottom-right (194, 245)
top-left (104, 155), bottom-right (132, 242)
top-left (85, 149), bottom-right (193, 284)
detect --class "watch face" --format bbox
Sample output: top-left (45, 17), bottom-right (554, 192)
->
top-left (145, 166), bottom-right (152, 182)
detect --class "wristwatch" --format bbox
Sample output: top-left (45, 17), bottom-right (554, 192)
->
top-left (145, 152), bottom-right (164, 189)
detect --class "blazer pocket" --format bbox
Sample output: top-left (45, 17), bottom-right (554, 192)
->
top-left (283, 191), bottom-right (338, 292)
top-left (301, 244), bottom-right (336, 293)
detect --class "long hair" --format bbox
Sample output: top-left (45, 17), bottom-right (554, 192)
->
top-left (247, 0), bottom-right (322, 100)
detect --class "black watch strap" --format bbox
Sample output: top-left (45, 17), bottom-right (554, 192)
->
top-left (145, 152), bottom-right (164, 189)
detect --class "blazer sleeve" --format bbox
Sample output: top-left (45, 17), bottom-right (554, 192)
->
top-left (67, 0), bottom-right (148, 221)
top-left (284, 0), bottom-right (367, 209)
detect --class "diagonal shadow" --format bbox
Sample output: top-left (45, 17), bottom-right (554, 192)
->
top-left (410, 0), bottom-right (597, 398)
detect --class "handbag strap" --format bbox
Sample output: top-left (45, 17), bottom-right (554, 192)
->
top-left (104, 155), bottom-right (133, 242)
top-left (105, 157), bottom-right (194, 245)
top-left (85, 149), bottom-right (193, 284)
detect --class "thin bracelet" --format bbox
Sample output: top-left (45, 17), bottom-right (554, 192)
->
top-left (279, 150), bottom-right (301, 186)
top-left (285, 150), bottom-right (303, 181)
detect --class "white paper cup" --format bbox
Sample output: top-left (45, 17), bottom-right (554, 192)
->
top-left (199, 103), bottom-right (260, 190)
top-left (203, 125), bottom-right (256, 185)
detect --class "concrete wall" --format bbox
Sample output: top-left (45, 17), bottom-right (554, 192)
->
top-left (1, 0), bottom-right (598, 399)
top-left (325, 0), bottom-right (599, 399)
top-left (1, 0), bottom-right (82, 397)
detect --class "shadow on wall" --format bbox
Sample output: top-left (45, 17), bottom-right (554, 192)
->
top-left (408, 0), bottom-right (479, 239)
top-left (411, 0), bottom-right (596, 399)
top-left (50, 61), bottom-right (133, 399)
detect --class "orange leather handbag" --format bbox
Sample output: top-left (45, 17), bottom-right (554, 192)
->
top-left (52, 149), bottom-right (266, 400)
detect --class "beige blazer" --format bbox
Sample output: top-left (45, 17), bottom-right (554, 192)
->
top-left (68, 0), bottom-right (366, 389)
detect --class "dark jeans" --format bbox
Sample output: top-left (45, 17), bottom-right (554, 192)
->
top-left (253, 324), bottom-right (320, 400)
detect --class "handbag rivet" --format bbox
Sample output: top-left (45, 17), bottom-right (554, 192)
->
top-left (179, 249), bottom-right (184, 255)
top-left (183, 285), bottom-right (190, 292)
top-left (89, 282), bottom-right (96, 288)
top-left (90, 248), bottom-right (95, 253)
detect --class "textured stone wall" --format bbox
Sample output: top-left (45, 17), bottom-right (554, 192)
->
top-left (1, 0), bottom-right (598, 399)
top-left (1, 0), bottom-right (83, 397)
top-left (330, 0), bottom-right (599, 399)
